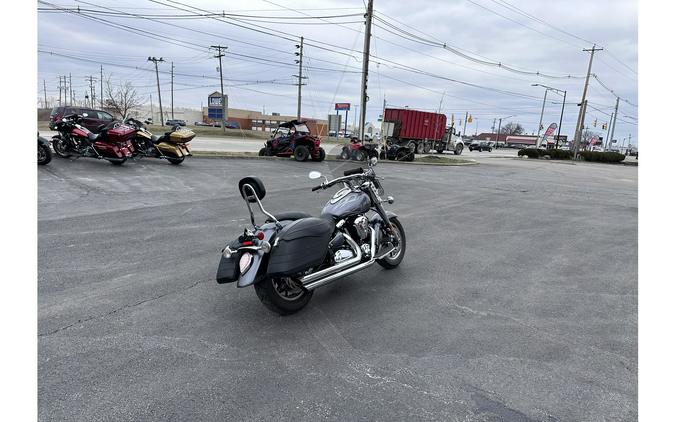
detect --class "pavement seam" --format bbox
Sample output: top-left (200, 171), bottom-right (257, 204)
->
top-left (38, 278), bottom-right (207, 337)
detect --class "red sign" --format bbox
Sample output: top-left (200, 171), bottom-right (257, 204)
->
top-left (335, 103), bottom-right (351, 111)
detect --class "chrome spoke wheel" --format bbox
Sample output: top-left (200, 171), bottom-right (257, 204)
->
top-left (271, 277), bottom-right (304, 301)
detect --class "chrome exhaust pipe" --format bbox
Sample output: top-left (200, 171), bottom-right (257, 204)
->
top-left (299, 232), bottom-right (362, 284)
top-left (303, 228), bottom-right (377, 291)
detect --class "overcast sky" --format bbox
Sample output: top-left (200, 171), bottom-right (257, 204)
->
top-left (37, 0), bottom-right (638, 145)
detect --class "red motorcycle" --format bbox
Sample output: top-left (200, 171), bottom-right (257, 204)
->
top-left (52, 113), bottom-right (135, 165)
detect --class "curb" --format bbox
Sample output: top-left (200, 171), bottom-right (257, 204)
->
top-left (191, 151), bottom-right (478, 166)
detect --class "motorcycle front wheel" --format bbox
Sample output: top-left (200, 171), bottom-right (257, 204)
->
top-left (376, 217), bottom-right (406, 269)
top-left (38, 143), bottom-right (52, 165)
top-left (254, 277), bottom-right (313, 315)
top-left (52, 137), bottom-right (71, 158)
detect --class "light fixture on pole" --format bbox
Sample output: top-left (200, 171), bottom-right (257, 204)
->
top-left (495, 114), bottom-right (516, 148)
top-left (532, 84), bottom-right (567, 149)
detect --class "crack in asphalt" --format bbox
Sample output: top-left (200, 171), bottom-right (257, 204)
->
top-left (38, 278), bottom-right (207, 337)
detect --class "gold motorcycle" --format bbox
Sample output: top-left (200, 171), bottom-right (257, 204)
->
top-left (125, 118), bottom-right (194, 165)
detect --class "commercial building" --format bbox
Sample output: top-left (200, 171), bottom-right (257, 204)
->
top-left (202, 91), bottom-right (329, 135)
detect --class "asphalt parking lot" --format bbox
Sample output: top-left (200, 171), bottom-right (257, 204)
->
top-left (38, 156), bottom-right (637, 421)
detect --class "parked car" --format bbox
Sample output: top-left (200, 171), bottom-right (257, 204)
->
top-left (144, 117), bottom-right (153, 125)
top-left (49, 106), bottom-right (116, 133)
top-left (165, 119), bottom-right (187, 127)
top-left (468, 141), bottom-right (492, 152)
top-left (194, 121), bottom-right (213, 126)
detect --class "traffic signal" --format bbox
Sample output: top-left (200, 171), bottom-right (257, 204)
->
top-left (451, 113), bottom-right (454, 124)
top-left (467, 114), bottom-right (473, 123)
top-left (602, 122), bottom-right (607, 130)
top-left (593, 119), bottom-right (597, 127)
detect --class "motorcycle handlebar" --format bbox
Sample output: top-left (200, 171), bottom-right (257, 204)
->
top-left (311, 185), bottom-right (323, 192)
top-left (343, 167), bottom-right (363, 176)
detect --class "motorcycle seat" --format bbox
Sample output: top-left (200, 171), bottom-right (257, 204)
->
top-left (151, 134), bottom-right (162, 144)
top-left (87, 132), bottom-right (100, 142)
top-left (266, 211), bottom-right (311, 223)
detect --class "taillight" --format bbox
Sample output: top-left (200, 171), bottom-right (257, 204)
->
top-left (239, 252), bottom-right (253, 275)
top-left (256, 232), bottom-right (265, 240)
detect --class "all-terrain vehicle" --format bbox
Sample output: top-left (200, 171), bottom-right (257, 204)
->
top-left (258, 120), bottom-right (325, 162)
top-left (339, 137), bottom-right (379, 161)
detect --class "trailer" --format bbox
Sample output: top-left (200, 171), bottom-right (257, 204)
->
top-left (382, 108), bottom-right (464, 155)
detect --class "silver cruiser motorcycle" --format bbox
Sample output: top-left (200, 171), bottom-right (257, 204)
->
top-left (216, 158), bottom-right (406, 315)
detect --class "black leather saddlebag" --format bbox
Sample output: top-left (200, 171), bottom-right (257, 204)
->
top-left (267, 217), bottom-right (333, 277)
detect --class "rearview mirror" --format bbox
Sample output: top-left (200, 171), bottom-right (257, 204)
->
top-left (308, 171), bottom-right (322, 180)
top-left (82, 113), bottom-right (88, 117)
top-left (369, 157), bottom-right (378, 167)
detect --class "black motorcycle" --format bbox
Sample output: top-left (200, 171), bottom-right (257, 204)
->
top-left (38, 133), bottom-right (52, 165)
top-left (216, 157), bottom-right (406, 315)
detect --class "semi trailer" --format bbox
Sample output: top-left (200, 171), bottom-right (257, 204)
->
top-left (382, 108), bottom-right (465, 156)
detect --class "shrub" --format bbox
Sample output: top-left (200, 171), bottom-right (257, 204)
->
top-left (517, 148), bottom-right (542, 158)
top-left (543, 149), bottom-right (573, 160)
top-left (579, 151), bottom-right (626, 163)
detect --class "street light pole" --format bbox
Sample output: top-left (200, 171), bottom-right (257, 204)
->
top-left (495, 114), bottom-right (516, 148)
top-left (536, 89), bottom-right (548, 147)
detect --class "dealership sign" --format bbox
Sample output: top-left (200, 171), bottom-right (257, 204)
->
top-left (335, 102), bottom-right (351, 111)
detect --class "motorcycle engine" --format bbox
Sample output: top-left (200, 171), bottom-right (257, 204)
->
top-left (353, 216), bottom-right (369, 240)
top-left (333, 249), bottom-right (355, 263)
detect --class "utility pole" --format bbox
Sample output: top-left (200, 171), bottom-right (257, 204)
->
top-left (605, 112), bottom-right (614, 150)
top-left (85, 75), bottom-right (97, 110)
top-left (171, 61), bottom-right (175, 119)
top-left (573, 45), bottom-right (603, 158)
top-left (491, 118), bottom-right (496, 133)
top-left (148, 57), bottom-right (165, 126)
top-left (211, 45), bottom-right (228, 132)
top-left (556, 90), bottom-right (566, 149)
top-left (100, 65), bottom-right (104, 109)
top-left (58, 76), bottom-right (62, 106)
top-left (43, 79), bottom-right (48, 109)
top-left (496, 118), bottom-right (503, 148)
top-left (608, 96), bottom-right (620, 150)
top-left (150, 94), bottom-right (154, 122)
top-left (358, 0), bottom-right (374, 143)
top-left (463, 111), bottom-right (468, 137)
top-left (69, 73), bottom-right (72, 106)
top-left (294, 36), bottom-right (305, 120)
top-left (380, 95), bottom-right (387, 147)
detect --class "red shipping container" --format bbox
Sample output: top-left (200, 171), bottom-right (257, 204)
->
top-left (384, 108), bottom-right (447, 142)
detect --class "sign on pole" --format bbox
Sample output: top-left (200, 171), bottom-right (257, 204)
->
top-left (541, 122), bottom-right (558, 144)
top-left (335, 102), bottom-right (351, 111)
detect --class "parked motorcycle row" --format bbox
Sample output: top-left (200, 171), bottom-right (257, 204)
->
top-left (39, 114), bottom-right (407, 316)
top-left (38, 113), bottom-right (195, 166)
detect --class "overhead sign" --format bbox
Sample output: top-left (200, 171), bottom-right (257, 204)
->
top-left (335, 102), bottom-right (351, 111)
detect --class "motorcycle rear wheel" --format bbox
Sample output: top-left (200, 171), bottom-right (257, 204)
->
top-left (38, 143), bottom-right (52, 165)
top-left (254, 277), bottom-right (313, 315)
top-left (167, 156), bottom-right (185, 165)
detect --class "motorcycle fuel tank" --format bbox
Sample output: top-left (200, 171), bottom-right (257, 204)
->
top-left (321, 189), bottom-right (371, 219)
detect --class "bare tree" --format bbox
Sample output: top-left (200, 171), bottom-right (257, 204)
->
top-left (499, 122), bottom-right (524, 135)
top-left (104, 78), bottom-right (142, 120)
top-left (581, 129), bottom-right (601, 145)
